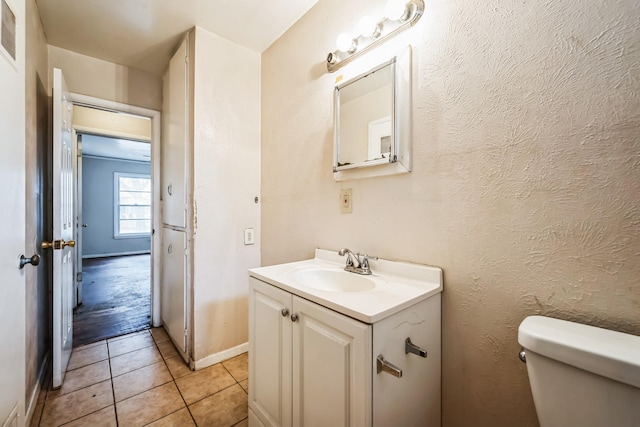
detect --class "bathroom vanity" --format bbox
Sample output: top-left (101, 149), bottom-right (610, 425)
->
top-left (248, 249), bottom-right (442, 427)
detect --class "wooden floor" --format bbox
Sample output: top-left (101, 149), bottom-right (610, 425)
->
top-left (73, 254), bottom-right (151, 347)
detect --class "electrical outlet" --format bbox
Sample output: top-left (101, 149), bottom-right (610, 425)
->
top-left (340, 189), bottom-right (352, 213)
top-left (244, 228), bottom-right (255, 245)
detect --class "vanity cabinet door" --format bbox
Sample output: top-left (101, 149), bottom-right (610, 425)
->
top-left (249, 278), bottom-right (292, 427)
top-left (291, 296), bottom-right (372, 427)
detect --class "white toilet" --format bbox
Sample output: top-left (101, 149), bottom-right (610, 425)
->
top-left (518, 315), bottom-right (640, 427)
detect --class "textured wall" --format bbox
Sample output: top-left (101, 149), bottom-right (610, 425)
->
top-left (25, 0), bottom-right (50, 413)
top-left (191, 27), bottom-right (261, 364)
top-left (261, 0), bottom-right (640, 425)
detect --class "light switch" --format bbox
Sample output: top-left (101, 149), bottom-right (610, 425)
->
top-left (244, 228), bottom-right (255, 245)
top-left (340, 189), bottom-right (352, 213)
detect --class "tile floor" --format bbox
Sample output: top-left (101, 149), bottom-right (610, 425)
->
top-left (31, 328), bottom-right (249, 427)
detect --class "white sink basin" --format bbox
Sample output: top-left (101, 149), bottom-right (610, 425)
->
top-left (289, 268), bottom-right (376, 293)
top-left (249, 249), bottom-right (443, 323)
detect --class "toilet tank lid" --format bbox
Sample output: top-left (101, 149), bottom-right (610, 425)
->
top-left (518, 316), bottom-right (640, 389)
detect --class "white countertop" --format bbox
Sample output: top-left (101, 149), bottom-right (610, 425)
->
top-left (249, 249), bottom-right (443, 324)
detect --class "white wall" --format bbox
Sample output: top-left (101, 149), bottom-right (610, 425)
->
top-left (191, 27), bottom-right (261, 364)
top-left (24, 0), bottom-right (50, 420)
top-left (261, 0), bottom-right (640, 426)
top-left (48, 45), bottom-right (162, 111)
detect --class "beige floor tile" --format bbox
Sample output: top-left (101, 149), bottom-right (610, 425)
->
top-left (189, 384), bottom-right (248, 427)
top-left (116, 382), bottom-right (185, 426)
top-left (233, 419), bottom-right (249, 427)
top-left (47, 360), bottom-right (111, 400)
top-left (239, 379), bottom-right (248, 394)
top-left (175, 364), bottom-right (236, 405)
top-left (73, 340), bottom-right (106, 352)
top-left (62, 405), bottom-right (117, 427)
top-left (107, 329), bottom-right (150, 343)
top-left (113, 361), bottom-right (173, 402)
top-left (146, 408), bottom-right (195, 427)
top-left (67, 343), bottom-right (108, 371)
top-left (165, 356), bottom-right (192, 380)
top-left (39, 380), bottom-right (113, 427)
top-left (107, 332), bottom-right (155, 357)
top-left (157, 340), bottom-right (180, 360)
top-left (222, 353), bottom-right (248, 382)
top-left (110, 345), bottom-right (163, 377)
top-left (150, 327), bottom-right (170, 344)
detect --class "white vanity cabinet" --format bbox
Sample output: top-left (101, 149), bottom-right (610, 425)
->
top-left (249, 266), bottom-right (442, 427)
top-left (249, 277), bottom-right (371, 427)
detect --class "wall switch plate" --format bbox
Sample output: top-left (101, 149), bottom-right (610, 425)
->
top-left (244, 228), bottom-right (255, 245)
top-left (340, 189), bottom-right (352, 213)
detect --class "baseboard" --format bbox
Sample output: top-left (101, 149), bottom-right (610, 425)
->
top-left (193, 342), bottom-right (249, 371)
top-left (83, 250), bottom-right (151, 259)
top-left (26, 351), bottom-right (49, 427)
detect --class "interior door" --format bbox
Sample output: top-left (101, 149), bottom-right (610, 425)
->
top-left (47, 68), bottom-right (75, 388)
top-left (0, 0), bottom-right (26, 421)
top-left (161, 227), bottom-right (188, 360)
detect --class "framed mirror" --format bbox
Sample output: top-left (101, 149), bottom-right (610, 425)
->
top-left (333, 46), bottom-right (411, 181)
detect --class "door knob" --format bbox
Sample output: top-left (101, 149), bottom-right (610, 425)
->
top-left (41, 239), bottom-right (76, 250)
top-left (19, 254), bottom-right (40, 269)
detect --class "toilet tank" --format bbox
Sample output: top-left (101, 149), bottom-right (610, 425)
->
top-left (518, 316), bottom-right (640, 427)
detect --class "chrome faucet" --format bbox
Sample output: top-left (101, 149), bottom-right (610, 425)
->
top-left (338, 248), bottom-right (378, 275)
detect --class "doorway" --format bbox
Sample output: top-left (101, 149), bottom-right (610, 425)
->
top-left (74, 131), bottom-right (153, 346)
top-left (70, 97), bottom-right (162, 346)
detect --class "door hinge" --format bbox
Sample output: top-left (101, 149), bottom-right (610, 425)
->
top-left (76, 272), bottom-right (82, 282)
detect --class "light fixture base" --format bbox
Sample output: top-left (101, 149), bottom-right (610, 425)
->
top-left (326, 0), bottom-right (424, 73)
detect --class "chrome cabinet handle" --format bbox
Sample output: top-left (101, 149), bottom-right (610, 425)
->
top-left (405, 337), bottom-right (427, 358)
top-left (281, 308), bottom-right (289, 317)
top-left (290, 314), bottom-right (299, 322)
top-left (377, 355), bottom-right (402, 378)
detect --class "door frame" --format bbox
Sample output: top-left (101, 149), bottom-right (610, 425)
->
top-left (70, 93), bottom-right (162, 327)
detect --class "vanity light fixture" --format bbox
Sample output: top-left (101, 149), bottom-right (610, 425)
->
top-left (326, 0), bottom-right (424, 72)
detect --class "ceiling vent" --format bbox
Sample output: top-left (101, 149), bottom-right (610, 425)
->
top-left (1, 0), bottom-right (16, 61)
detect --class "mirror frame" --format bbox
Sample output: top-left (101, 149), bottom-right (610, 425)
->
top-left (333, 46), bottom-right (412, 181)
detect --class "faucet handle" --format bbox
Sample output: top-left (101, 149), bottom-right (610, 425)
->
top-left (361, 254), bottom-right (378, 267)
top-left (360, 254), bottom-right (378, 274)
top-left (345, 253), bottom-right (355, 266)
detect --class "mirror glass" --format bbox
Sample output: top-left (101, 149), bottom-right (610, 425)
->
top-left (334, 60), bottom-right (395, 171)
top-left (332, 46), bottom-right (411, 181)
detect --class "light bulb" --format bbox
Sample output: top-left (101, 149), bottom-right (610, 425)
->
top-left (358, 15), bottom-right (380, 38)
top-left (336, 33), bottom-right (356, 53)
top-left (385, 0), bottom-right (408, 21)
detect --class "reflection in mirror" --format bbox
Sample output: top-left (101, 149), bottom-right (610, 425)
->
top-left (333, 46), bottom-right (411, 181)
top-left (335, 61), bottom-right (394, 170)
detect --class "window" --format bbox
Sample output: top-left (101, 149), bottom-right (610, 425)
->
top-left (115, 172), bottom-right (151, 238)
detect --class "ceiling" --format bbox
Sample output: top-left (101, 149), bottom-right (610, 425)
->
top-left (81, 134), bottom-right (151, 163)
top-left (35, 0), bottom-right (319, 76)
